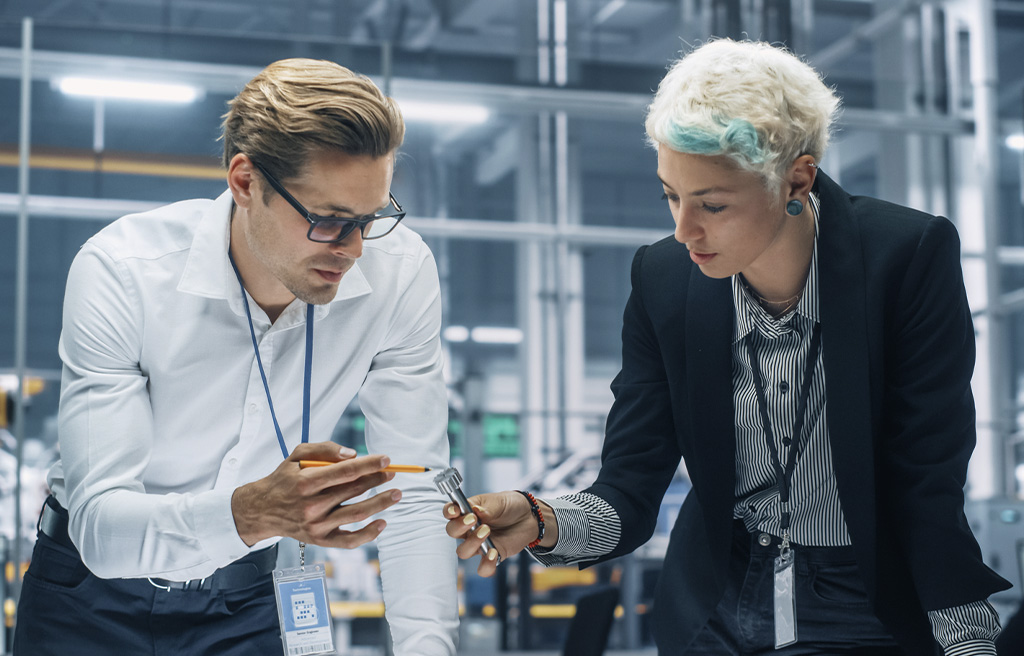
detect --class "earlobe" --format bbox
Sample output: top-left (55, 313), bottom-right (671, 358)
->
top-left (226, 153), bottom-right (255, 210)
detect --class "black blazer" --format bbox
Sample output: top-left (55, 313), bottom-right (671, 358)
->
top-left (581, 171), bottom-right (1011, 654)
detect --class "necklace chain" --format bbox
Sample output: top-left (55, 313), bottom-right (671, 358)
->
top-left (740, 275), bottom-right (801, 315)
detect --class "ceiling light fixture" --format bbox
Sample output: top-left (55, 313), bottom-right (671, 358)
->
top-left (1007, 134), bottom-right (1024, 151)
top-left (470, 327), bottom-right (523, 345)
top-left (443, 325), bottom-right (470, 343)
top-left (398, 100), bottom-right (490, 125)
top-left (57, 77), bottom-right (201, 104)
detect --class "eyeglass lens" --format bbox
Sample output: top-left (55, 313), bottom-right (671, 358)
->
top-left (307, 215), bottom-right (401, 242)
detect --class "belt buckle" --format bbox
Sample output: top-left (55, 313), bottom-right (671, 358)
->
top-left (148, 577), bottom-right (207, 591)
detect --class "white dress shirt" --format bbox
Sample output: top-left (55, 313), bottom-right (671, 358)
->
top-left (49, 190), bottom-right (458, 655)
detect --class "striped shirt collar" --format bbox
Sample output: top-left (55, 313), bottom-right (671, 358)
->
top-left (732, 192), bottom-right (821, 343)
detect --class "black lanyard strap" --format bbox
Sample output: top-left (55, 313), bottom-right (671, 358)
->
top-left (744, 322), bottom-right (822, 532)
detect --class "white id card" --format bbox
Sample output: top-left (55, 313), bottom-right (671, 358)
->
top-left (773, 549), bottom-right (797, 649)
top-left (273, 564), bottom-right (336, 656)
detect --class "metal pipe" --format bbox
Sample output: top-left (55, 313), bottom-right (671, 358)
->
top-left (966, 0), bottom-right (1010, 497)
top-left (381, 40), bottom-right (392, 97)
top-left (13, 13), bottom-right (33, 594)
top-left (810, 0), bottom-right (921, 70)
top-left (554, 110), bottom-right (570, 460)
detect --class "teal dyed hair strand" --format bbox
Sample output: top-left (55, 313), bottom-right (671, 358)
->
top-left (664, 118), bottom-right (766, 165)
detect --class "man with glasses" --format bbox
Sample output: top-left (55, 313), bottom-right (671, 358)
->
top-left (15, 59), bottom-right (458, 655)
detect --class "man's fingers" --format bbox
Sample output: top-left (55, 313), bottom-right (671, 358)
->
top-left (288, 441), bottom-right (359, 463)
top-left (324, 488), bottom-right (402, 529)
top-left (316, 520), bottom-right (388, 550)
top-left (319, 470), bottom-right (394, 506)
top-left (300, 454), bottom-right (394, 491)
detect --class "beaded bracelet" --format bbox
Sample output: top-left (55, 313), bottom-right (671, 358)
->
top-left (516, 490), bottom-right (546, 549)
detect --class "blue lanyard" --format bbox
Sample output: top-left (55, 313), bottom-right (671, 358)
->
top-left (228, 253), bottom-right (313, 460)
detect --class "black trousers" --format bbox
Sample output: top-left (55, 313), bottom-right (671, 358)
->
top-left (14, 529), bottom-right (281, 655)
top-left (684, 521), bottom-right (904, 655)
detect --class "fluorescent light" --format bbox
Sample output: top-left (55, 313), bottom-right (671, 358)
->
top-left (443, 325), bottom-right (470, 343)
top-left (594, 0), bottom-right (627, 24)
top-left (399, 100), bottom-right (489, 125)
top-left (57, 77), bottom-right (200, 103)
top-left (1008, 134), bottom-right (1024, 151)
top-left (470, 326), bottom-right (523, 345)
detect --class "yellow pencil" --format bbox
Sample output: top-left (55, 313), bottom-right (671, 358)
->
top-left (299, 460), bottom-right (431, 473)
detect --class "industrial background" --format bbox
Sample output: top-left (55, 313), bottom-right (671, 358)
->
top-left (1, 0), bottom-right (1024, 653)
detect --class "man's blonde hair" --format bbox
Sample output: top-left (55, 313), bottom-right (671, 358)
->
top-left (222, 58), bottom-right (404, 188)
top-left (645, 39), bottom-right (840, 195)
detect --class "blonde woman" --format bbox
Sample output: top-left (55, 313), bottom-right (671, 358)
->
top-left (447, 40), bottom-right (1009, 655)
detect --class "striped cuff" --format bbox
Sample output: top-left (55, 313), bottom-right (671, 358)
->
top-left (528, 493), bottom-right (620, 566)
top-left (928, 599), bottom-right (1000, 655)
top-left (941, 639), bottom-right (997, 656)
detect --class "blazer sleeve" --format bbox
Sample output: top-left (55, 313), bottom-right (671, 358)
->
top-left (581, 245), bottom-right (684, 563)
top-left (880, 216), bottom-right (1010, 609)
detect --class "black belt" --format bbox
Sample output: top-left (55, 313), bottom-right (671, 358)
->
top-left (39, 495), bottom-right (278, 592)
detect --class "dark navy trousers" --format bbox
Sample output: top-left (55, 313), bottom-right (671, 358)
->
top-left (13, 531), bottom-right (281, 656)
top-left (684, 521), bottom-right (905, 655)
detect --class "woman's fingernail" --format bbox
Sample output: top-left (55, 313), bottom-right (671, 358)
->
top-left (446, 506), bottom-right (459, 517)
top-left (391, 490), bottom-right (402, 501)
top-left (477, 525), bottom-right (491, 538)
top-left (463, 514), bottom-right (477, 526)
top-left (487, 549), bottom-right (498, 561)
top-left (339, 446), bottom-right (357, 457)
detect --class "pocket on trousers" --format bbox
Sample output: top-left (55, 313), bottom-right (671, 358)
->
top-left (807, 562), bottom-right (871, 607)
top-left (23, 539), bottom-right (93, 592)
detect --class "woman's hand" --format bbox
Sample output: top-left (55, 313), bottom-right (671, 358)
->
top-left (443, 490), bottom-right (557, 577)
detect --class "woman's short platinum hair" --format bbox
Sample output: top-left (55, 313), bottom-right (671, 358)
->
top-left (645, 39), bottom-right (841, 193)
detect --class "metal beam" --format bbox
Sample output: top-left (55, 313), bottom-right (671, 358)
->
top-left (810, 0), bottom-right (923, 70)
top-left (0, 192), bottom-right (671, 246)
top-left (0, 46), bottom-right (981, 132)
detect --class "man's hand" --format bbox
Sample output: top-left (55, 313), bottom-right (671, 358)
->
top-left (231, 442), bottom-right (401, 548)
top-left (443, 491), bottom-right (558, 577)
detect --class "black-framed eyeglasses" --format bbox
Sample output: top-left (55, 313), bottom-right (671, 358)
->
top-left (254, 162), bottom-right (406, 243)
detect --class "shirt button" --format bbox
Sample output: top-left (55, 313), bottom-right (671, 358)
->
top-left (758, 533), bottom-right (772, 547)
top-left (782, 437), bottom-right (792, 446)
top-left (227, 458), bottom-right (238, 467)
top-left (778, 381), bottom-right (790, 394)
top-left (247, 403), bottom-right (258, 415)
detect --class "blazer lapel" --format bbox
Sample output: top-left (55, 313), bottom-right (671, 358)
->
top-left (684, 269), bottom-right (737, 554)
top-left (815, 172), bottom-right (877, 562)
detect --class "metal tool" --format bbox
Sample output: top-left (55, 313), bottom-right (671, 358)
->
top-left (434, 467), bottom-right (498, 559)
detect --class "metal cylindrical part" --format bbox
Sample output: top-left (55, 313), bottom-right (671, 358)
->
top-left (435, 468), bottom-right (498, 557)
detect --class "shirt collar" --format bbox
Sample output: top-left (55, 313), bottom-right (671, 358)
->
top-left (176, 189), bottom-right (373, 320)
top-left (732, 193), bottom-right (821, 343)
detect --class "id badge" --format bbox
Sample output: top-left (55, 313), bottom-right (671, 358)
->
top-left (273, 564), bottom-right (336, 655)
top-left (773, 549), bottom-right (797, 649)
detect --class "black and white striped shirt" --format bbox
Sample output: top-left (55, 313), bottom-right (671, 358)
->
top-left (532, 194), bottom-right (1000, 655)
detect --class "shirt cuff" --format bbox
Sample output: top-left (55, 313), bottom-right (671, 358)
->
top-left (942, 639), bottom-right (997, 656)
top-left (193, 488), bottom-right (252, 566)
top-left (527, 493), bottom-right (620, 566)
top-left (928, 599), bottom-right (1001, 655)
